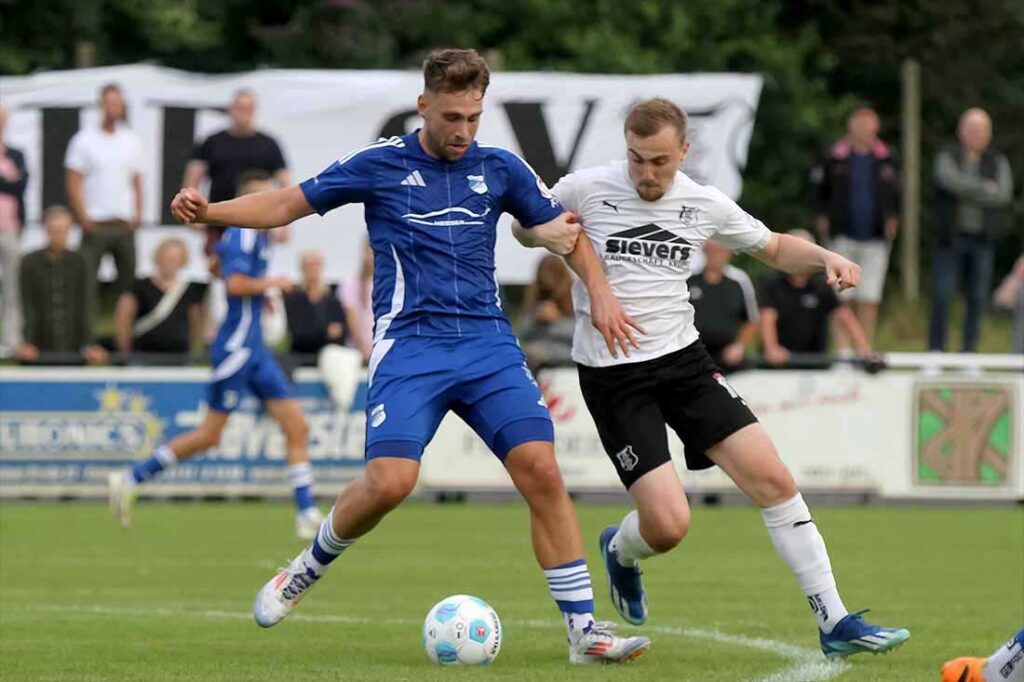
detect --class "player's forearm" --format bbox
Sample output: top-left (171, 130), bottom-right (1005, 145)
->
top-left (755, 233), bottom-right (831, 275)
top-left (204, 187), bottom-right (308, 229)
top-left (565, 233), bottom-right (612, 297)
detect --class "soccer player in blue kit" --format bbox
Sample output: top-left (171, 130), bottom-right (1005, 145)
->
top-left (170, 48), bottom-right (650, 663)
top-left (111, 172), bottom-right (323, 540)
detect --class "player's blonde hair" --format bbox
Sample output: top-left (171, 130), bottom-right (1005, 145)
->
top-left (625, 98), bottom-right (688, 143)
top-left (423, 48), bottom-right (490, 96)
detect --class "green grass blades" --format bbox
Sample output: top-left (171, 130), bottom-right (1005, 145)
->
top-left (1, 502), bottom-right (1021, 681)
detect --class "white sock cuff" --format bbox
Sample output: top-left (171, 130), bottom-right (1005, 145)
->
top-left (613, 510), bottom-right (657, 563)
top-left (288, 462), bottom-right (315, 488)
top-left (317, 508), bottom-right (355, 553)
top-left (154, 445), bottom-right (177, 467)
top-left (761, 493), bottom-right (809, 528)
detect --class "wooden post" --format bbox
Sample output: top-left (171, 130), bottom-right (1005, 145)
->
top-left (901, 58), bottom-right (921, 301)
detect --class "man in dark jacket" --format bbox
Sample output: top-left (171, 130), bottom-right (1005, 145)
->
top-left (929, 107), bottom-right (1014, 352)
top-left (810, 105), bottom-right (899, 351)
top-left (0, 103), bottom-right (28, 351)
top-left (15, 206), bottom-right (107, 365)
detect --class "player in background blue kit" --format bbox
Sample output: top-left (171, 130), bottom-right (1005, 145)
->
top-left (170, 49), bottom-right (650, 664)
top-left (110, 172), bottom-right (324, 540)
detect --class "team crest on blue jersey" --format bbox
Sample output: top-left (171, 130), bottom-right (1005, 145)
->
top-left (467, 174), bottom-right (488, 194)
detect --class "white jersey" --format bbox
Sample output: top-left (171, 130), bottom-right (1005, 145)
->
top-left (552, 161), bottom-right (771, 367)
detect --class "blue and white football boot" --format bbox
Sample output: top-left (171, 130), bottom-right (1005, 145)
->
top-left (819, 610), bottom-right (910, 658)
top-left (598, 526), bottom-right (648, 626)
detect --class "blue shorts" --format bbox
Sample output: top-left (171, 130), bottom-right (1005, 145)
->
top-left (207, 346), bottom-right (293, 413)
top-left (365, 335), bottom-right (554, 461)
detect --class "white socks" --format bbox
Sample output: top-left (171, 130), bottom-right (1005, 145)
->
top-left (762, 493), bottom-right (849, 633)
top-left (984, 629), bottom-right (1024, 681)
top-left (610, 510), bottom-right (657, 567)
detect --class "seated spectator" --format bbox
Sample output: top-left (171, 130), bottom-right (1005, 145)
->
top-left (520, 255), bottom-right (574, 369)
top-left (284, 250), bottom-right (348, 355)
top-left (112, 238), bottom-right (206, 357)
top-left (687, 240), bottom-right (759, 373)
top-left (994, 253), bottom-right (1024, 354)
top-left (758, 229), bottom-right (872, 368)
top-left (15, 206), bottom-right (107, 365)
top-left (340, 240), bottom-right (374, 362)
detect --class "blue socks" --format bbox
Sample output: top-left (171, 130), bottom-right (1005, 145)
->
top-left (544, 559), bottom-right (596, 639)
top-left (288, 462), bottom-right (316, 512)
top-left (305, 509), bottom-right (355, 575)
top-left (129, 445), bottom-right (177, 484)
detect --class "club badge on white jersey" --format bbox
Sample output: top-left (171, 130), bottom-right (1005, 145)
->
top-left (551, 161), bottom-right (771, 368)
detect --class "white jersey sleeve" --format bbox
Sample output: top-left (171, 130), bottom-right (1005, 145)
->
top-left (551, 173), bottom-right (583, 214)
top-left (708, 187), bottom-right (772, 253)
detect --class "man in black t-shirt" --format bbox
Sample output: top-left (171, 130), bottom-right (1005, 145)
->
top-left (758, 230), bottom-right (873, 367)
top-left (687, 240), bottom-right (759, 373)
top-left (183, 89), bottom-right (291, 252)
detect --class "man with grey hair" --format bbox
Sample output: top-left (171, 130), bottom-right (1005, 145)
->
top-left (0, 103), bottom-right (28, 351)
top-left (929, 107), bottom-right (1014, 352)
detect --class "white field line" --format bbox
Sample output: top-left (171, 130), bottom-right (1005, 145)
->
top-left (14, 604), bottom-right (850, 680)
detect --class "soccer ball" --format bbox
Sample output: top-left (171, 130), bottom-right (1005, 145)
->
top-left (422, 594), bottom-right (502, 665)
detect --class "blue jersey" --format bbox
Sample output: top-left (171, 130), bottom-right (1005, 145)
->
top-left (300, 131), bottom-right (563, 340)
top-left (212, 228), bottom-right (270, 354)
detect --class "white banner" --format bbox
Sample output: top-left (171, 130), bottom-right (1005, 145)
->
top-left (1, 64), bottom-right (762, 284)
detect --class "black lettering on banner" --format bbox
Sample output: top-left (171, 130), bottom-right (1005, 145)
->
top-left (503, 100), bottom-right (596, 186)
top-left (41, 108), bottom-right (80, 214)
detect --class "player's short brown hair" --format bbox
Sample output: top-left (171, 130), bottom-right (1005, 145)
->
top-left (423, 48), bottom-right (491, 95)
top-left (625, 98), bottom-right (688, 142)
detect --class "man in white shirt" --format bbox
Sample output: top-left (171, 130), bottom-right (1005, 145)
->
top-left (65, 83), bottom-right (144, 309)
top-left (514, 98), bottom-right (909, 660)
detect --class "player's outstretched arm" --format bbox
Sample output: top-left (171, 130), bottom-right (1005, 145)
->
top-left (751, 232), bottom-right (861, 292)
top-left (170, 185), bottom-right (314, 229)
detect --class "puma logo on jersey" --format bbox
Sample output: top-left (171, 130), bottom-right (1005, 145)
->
top-left (602, 200), bottom-right (623, 213)
top-left (604, 224), bottom-right (694, 266)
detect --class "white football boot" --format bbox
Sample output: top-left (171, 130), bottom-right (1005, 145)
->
top-left (107, 472), bottom-right (135, 528)
top-left (295, 507), bottom-right (324, 541)
top-left (569, 621), bottom-right (651, 664)
top-left (254, 553), bottom-right (322, 628)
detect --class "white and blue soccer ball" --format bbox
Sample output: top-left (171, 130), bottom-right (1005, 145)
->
top-left (423, 594), bottom-right (502, 665)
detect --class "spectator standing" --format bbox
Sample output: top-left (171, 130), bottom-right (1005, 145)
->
top-left (65, 83), bottom-right (144, 311)
top-left (0, 103), bottom-right (28, 351)
top-left (520, 254), bottom-right (575, 369)
top-left (339, 241), bottom-right (374, 361)
top-left (15, 206), bottom-right (106, 365)
top-left (758, 230), bottom-right (873, 368)
top-left (687, 240), bottom-right (759, 373)
top-left (183, 89), bottom-right (291, 253)
top-left (284, 250), bottom-right (348, 356)
top-left (929, 107), bottom-right (1015, 352)
top-left (810, 105), bottom-right (898, 350)
top-left (113, 238), bottom-right (206, 357)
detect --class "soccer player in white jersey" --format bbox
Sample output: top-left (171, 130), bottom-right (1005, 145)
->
top-left (170, 48), bottom-right (649, 664)
top-left (514, 98), bottom-right (910, 659)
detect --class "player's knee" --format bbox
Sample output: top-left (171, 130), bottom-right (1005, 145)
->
top-left (645, 507), bottom-right (690, 552)
top-left (366, 467), bottom-right (417, 510)
top-left (510, 453), bottom-right (565, 499)
top-left (754, 467), bottom-right (799, 507)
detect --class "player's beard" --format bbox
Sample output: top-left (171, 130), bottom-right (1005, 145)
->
top-left (636, 182), bottom-right (666, 201)
top-left (424, 128), bottom-right (469, 162)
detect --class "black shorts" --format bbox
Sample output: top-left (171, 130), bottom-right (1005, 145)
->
top-left (577, 340), bottom-right (758, 488)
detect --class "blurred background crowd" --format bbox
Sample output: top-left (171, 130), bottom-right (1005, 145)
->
top-left (0, 0), bottom-right (1021, 371)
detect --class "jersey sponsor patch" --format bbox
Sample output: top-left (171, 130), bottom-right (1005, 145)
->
top-left (603, 224), bottom-right (695, 267)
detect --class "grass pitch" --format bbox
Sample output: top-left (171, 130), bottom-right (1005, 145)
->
top-left (1, 501), bottom-right (1021, 681)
